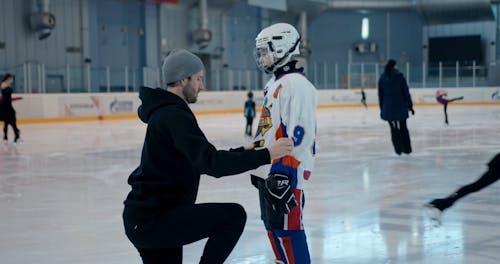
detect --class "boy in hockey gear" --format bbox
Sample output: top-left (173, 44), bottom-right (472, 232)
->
top-left (425, 153), bottom-right (500, 225)
top-left (252, 23), bottom-right (317, 264)
top-left (122, 49), bottom-right (294, 264)
top-left (435, 89), bottom-right (464, 125)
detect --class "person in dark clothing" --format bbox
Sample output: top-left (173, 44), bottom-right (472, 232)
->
top-left (122, 49), bottom-right (294, 264)
top-left (425, 153), bottom-right (500, 224)
top-left (0, 73), bottom-right (21, 144)
top-left (361, 88), bottom-right (367, 109)
top-left (378, 59), bottom-right (414, 155)
top-left (244, 91), bottom-right (255, 136)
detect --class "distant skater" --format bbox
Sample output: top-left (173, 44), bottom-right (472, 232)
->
top-left (435, 89), bottom-right (464, 125)
top-left (0, 74), bottom-right (22, 144)
top-left (361, 88), bottom-right (367, 109)
top-left (244, 91), bottom-right (255, 136)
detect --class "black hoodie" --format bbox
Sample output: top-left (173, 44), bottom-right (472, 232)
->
top-left (124, 87), bottom-right (270, 209)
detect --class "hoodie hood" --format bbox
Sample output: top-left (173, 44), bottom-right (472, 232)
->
top-left (137, 86), bottom-right (189, 123)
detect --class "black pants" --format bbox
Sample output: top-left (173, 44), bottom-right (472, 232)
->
top-left (443, 103), bottom-right (449, 125)
top-left (442, 97), bottom-right (463, 125)
top-left (445, 153), bottom-right (500, 206)
top-left (361, 99), bottom-right (367, 109)
top-left (3, 118), bottom-right (20, 141)
top-left (245, 117), bottom-right (253, 136)
top-left (123, 203), bottom-right (247, 264)
top-left (388, 120), bottom-right (412, 155)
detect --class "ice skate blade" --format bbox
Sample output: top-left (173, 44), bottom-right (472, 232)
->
top-left (424, 203), bottom-right (442, 226)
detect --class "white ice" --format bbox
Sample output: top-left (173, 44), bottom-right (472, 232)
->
top-left (1, 104), bottom-right (499, 264)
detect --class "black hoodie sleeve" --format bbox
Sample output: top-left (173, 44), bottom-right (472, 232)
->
top-left (229, 146), bottom-right (245, 152)
top-left (163, 108), bottom-right (270, 178)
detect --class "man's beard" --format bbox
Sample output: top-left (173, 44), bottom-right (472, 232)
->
top-left (183, 86), bottom-right (197, 104)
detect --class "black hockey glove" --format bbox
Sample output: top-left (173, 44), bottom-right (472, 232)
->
top-left (251, 174), bottom-right (298, 214)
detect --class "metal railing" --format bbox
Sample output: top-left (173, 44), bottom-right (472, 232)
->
top-left (308, 60), bottom-right (489, 90)
top-left (0, 60), bottom-right (491, 94)
top-left (1, 63), bottom-right (142, 94)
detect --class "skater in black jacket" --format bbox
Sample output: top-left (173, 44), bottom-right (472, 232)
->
top-left (122, 49), bottom-right (293, 264)
top-left (378, 59), bottom-right (414, 155)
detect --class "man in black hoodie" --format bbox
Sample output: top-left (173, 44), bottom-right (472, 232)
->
top-left (122, 49), bottom-right (293, 264)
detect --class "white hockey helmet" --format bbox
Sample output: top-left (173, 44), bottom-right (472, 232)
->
top-left (254, 23), bottom-right (301, 74)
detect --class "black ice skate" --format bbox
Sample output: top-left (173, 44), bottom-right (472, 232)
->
top-left (424, 198), bottom-right (453, 225)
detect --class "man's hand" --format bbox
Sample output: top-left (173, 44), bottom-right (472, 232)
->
top-left (243, 141), bottom-right (255, 150)
top-left (267, 138), bottom-right (293, 161)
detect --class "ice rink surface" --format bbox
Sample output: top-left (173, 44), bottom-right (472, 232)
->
top-left (1, 104), bottom-right (499, 264)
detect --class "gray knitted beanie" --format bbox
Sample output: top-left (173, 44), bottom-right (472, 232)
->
top-left (162, 49), bottom-right (204, 85)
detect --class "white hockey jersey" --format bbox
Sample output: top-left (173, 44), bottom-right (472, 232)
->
top-left (254, 62), bottom-right (317, 190)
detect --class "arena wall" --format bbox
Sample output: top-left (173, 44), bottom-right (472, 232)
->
top-left (12, 87), bottom-right (500, 123)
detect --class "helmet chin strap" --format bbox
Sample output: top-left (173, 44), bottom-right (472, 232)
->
top-left (265, 36), bottom-right (301, 74)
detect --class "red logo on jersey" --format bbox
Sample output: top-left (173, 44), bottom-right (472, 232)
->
top-left (273, 84), bottom-right (282, 99)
